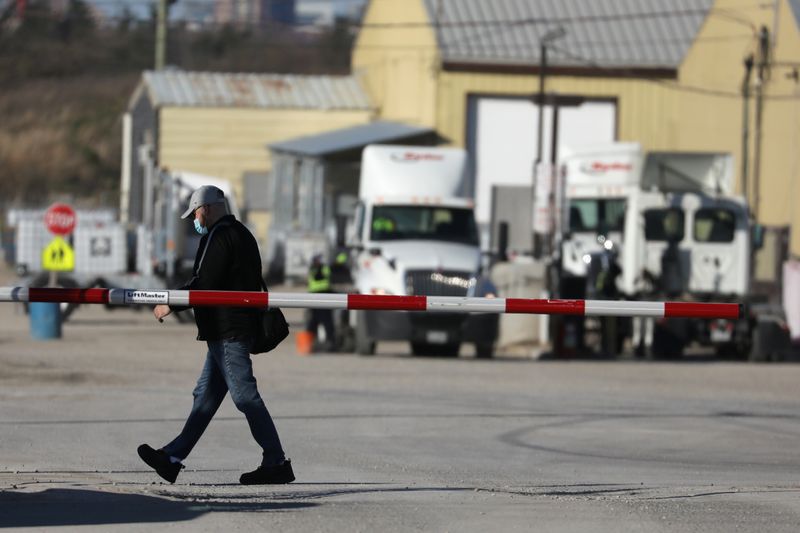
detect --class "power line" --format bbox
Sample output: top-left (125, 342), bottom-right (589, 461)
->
top-left (5, 3), bottom-right (762, 31)
top-left (548, 43), bottom-right (800, 101)
top-left (0, 23), bottom-right (755, 54)
top-left (79, 1), bottom-right (761, 30)
top-left (7, 1), bottom-right (797, 100)
top-left (357, 7), bottom-right (758, 30)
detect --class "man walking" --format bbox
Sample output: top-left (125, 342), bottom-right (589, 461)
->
top-left (137, 185), bottom-right (293, 485)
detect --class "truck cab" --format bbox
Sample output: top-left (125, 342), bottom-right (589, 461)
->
top-left (557, 143), bottom-right (641, 300)
top-left (552, 142), bottom-right (778, 359)
top-left (347, 145), bottom-right (499, 357)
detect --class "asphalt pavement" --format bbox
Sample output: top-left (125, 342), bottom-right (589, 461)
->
top-left (0, 297), bottom-right (799, 532)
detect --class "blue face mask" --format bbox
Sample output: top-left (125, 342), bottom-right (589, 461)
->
top-left (194, 219), bottom-right (208, 235)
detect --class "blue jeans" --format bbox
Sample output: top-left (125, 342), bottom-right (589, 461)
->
top-left (162, 338), bottom-right (286, 466)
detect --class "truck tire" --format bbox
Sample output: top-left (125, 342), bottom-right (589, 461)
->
top-left (355, 311), bottom-right (375, 356)
top-left (441, 343), bottom-right (460, 357)
top-left (475, 342), bottom-right (494, 359)
top-left (749, 336), bottom-right (768, 362)
top-left (650, 322), bottom-right (684, 360)
top-left (411, 342), bottom-right (460, 357)
top-left (411, 342), bottom-right (432, 356)
top-left (338, 330), bottom-right (355, 354)
top-left (749, 321), bottom-right (774, 362)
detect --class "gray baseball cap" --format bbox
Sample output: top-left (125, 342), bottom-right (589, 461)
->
top-left (181, 185), bottom-right (225, 219)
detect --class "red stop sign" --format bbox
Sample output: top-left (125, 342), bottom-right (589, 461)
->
top-left (44, 203), bottom-right (77, 235)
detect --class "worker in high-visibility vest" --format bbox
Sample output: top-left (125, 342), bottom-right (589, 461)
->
top-left (372, 215), bottom-right (396, 235)
top-left (307, 254), bottom-right (335, 352)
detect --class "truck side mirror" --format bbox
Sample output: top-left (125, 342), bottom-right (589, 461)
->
top-left (751, 223), bottom-right (764, 250)
top-left (497, 221), bottom-right (509, 262)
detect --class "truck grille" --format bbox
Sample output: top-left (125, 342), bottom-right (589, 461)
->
top-left (405, 270), bottom-right (475, 297)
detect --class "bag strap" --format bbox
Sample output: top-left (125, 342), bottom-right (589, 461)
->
top-left (195, 221), bottom-right (232, 277)
top-left (185, 221), bottom-right (233, 290)
top-left (193, 220), bottom-right (270, 296)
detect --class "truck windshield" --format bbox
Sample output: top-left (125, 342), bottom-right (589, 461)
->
top-left (644, 208), bottom-right (685, 242)
top-left (370, 205), bottom-right (479, 245)
top-left (694, 208), bottom-right (736, 243)
top-left (568, 199), bottom-right (626, 234)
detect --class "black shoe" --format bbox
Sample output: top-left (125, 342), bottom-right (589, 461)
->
top-left (239, 459), bottom-right (295, 485)
top-left (137, 444), bottom-right (184, 483)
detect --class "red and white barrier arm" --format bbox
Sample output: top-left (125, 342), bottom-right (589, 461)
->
top-left (0, 287), bottom-right (743, 319)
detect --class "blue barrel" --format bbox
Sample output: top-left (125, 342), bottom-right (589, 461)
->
top-left (30, 302), bottom-right (62, 340)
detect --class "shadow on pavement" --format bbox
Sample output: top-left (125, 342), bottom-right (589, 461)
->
top-left (0, 488), bottom-right (315, 528)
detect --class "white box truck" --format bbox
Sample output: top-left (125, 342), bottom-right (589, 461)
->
top-left (347, 145), bottom-right (499, 357)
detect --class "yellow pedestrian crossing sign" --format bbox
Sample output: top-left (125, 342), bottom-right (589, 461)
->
top-left (42, 236), bottom-right (75, 272)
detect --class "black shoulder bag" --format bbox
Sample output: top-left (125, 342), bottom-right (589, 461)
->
top-left (250, 279), bottom-right (290, 355)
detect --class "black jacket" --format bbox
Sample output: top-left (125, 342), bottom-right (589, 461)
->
top-left (175, 215), bottom-right (263, 341)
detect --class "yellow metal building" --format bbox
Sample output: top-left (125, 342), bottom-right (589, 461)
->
top-left (122, 70), bottom-right (374, 240)
top-left (352, 0), bottom-right (800, 260)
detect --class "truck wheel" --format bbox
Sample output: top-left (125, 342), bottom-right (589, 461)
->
top-left (355, 311), bottom-right (375, 356)
top-left (748, 322), bottom-right (772, 362)
top-left (650, 322), bottom-right (684, 360)
top-left (441, 343), bottom-right (460, 357)
top-left (475, 342), bottom-right (494, 359)
top-left (411, 342), bottom-right (431, 356)
top-left (715, 342), bottom-right (747, 360)
top-left (337, 326), bottom-right (355, 353)
top-left (411, 342), bottom-right (459, 357)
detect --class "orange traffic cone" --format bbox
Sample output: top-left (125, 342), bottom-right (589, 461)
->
top-left (295, 330), bottom-right (314, 355)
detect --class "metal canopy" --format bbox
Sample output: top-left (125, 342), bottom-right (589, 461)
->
top-left (268, 121), bottom-right (436, 157)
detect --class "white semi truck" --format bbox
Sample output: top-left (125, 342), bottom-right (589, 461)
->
top-left (346, 145), bottom-right (499, 357)
top-left (551, 142), bottom-right (790, 360)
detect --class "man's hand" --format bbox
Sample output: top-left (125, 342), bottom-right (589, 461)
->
top-left (154, 304), bottom-right (172, 323)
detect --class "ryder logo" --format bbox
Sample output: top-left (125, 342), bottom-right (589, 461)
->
top-left (580, 161), bottom-right (633, 175)
top-left (390, 152), bottom-right (445, 163)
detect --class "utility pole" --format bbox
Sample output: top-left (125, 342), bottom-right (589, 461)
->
top-left (752, 26), bottom-right (770, 219)
top-left (531, 39), bottom-right (548, 258)
top-left (741, 54), bottom-right (754, 205)
top-left (155, 0), bottom-right (169, 70)
top-left (535, 40), bottom-right (548, 172)
top-left (532, 27), bottom-right (566, 258)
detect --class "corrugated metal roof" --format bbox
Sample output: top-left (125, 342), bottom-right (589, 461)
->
top-left (790, 0), bottom-right (800, 32)
top-left (423, 0), bottom-right (713, 69)
top-left (269, 121), bottom-right (435, 157)
top-left (141, 70), bottom-right (373, 110)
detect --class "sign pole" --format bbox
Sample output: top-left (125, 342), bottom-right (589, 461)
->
top-left (35, 203), bottom-right (77, 340)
